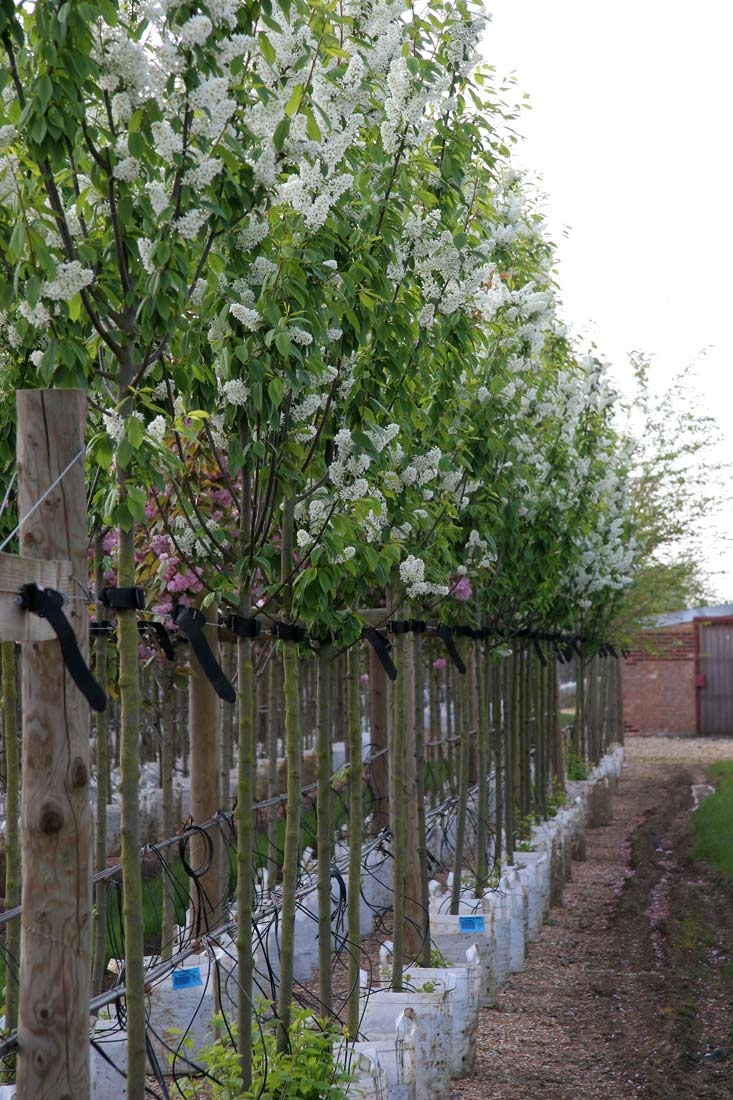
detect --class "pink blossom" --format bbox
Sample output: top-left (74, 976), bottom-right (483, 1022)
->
top-left (433, 657), bottom-right (447, 671)
top-left (451, 575), bottom-right (473, 602)
top-left (102, 530), bottom-right (118, 555)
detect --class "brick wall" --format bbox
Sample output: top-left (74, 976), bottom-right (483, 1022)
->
top-left (622, 624), bottom-right (696, 735)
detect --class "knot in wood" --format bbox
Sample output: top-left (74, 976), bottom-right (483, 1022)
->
top-left (39, 802), bottom-right (64, 834)
top-left (69, 757), bottom-right (88, 789)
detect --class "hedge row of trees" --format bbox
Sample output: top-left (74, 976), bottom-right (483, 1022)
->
top-left (0, 1), bottom-right (709, 1097)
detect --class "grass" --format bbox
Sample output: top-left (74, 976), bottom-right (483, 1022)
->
top-left (691, 760), bottom-right (733, 878)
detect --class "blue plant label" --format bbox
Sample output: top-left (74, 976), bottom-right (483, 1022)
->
top-left (458, 915), bottom-right (485, 934)
top-left (172, 966), bottom-right (202, 990)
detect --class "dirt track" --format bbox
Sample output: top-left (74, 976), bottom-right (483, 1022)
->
top-left (452, 736), bottom-right (733, 1100)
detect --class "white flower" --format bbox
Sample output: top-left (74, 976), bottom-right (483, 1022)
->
top-left (221, 379), bottom-right (249, 406)
top-left (229, 303), bottom-right (261, 330)
top-left (151, 120), bottom-right (183, 164)
top-left (296, 529), bottom-right (314, 550)
top-left (288, 325), bottom-right (313, 347)
top-left (147, 415), bottom-right (166, 444)
top-left (18, 300), bottom-right (51, 328)
top-left (138, 238), bottom-right (156, 275)
top-left (103, 411), bottom-right (125, 444)
top-left (42, 261), bottom-right (94, 302)
top-left (147, 182), bottom-right (170, 217)
top-left (113, 156), bottom-right (140, 182)
top-left (176, 209), bottom-right (208, 240)
top-left (179, 15), bottom-right (213, 47)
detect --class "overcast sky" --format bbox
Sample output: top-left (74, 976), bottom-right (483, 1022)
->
top-left (484, 0), bottom-right (733, 600)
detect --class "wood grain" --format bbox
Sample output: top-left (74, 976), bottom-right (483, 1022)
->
top-left (16, 389), bottom-right (92, 1100)
top-left (0, 552), bottom-right (75, 643)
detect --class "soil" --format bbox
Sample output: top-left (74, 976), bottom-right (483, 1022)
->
top-left (452, 735), bottom-right (733, 1100)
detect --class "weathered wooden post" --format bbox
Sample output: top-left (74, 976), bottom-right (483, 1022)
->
top-left (15, 389), bottom-right (92, 1100)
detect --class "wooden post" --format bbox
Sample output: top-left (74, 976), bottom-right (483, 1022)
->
top-left (16, 389), bottom-right (92, 1100)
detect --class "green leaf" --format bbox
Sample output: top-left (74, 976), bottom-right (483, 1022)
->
top-left (67, 293), bottom-right (82, 321)
top-left (274, 331), bottom-right (292, 358)
top-left (126, 415), bottom-right (145, 449)
top-left (273, 117), bottom-right (290, 150)
top-left (126, 484), bottom-right (147, 523)
top-left (268, 376), bottom-right (284, 407)
top-left (284, 84), bottom-right (303, 118)
top-left (258, 32), bottom-right (276, 64)
top-left (304, 108), bottom-right (321, 142)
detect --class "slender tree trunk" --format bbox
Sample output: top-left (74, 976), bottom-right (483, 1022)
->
top-left (414, 629), bottom-right (431, 967)
top-left (450, 643), bottom-right (470, 914)
top-left (2, 641), bottom-right (20, 1029)
top-left (221, 641), bottom-right (235, 810)
top-left (367, 644), bottom-right (390, 832)
top-left (276, 497), bottom-right (302, 1052)
top-left (475, 640), bottom-right (490, 895)
top-left (266, 647), bottom-right (280, 886)
top-left (491, 656), bottom-right (503, 875)
top-left (390, 629), bottom-right (406, 991)
top-left (316, 643), bottom-right (333, 1013)
top-left (504, 648), bottom-right (515, 865)
top-left (347, 642), bottom-right (363, 1037)
top-left (160, 663), bottom-right (176, 961)
top-left (92, 538), bottom-right (110, 996)
top-left (236, 430), bottom-right (256, 1087)
top-left (401, 628), bottom-right (421, 956)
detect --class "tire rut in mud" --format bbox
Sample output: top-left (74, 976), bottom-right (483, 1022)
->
top-left (611, 768), bottom-right (733, 1099)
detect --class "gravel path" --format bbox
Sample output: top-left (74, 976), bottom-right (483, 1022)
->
top-left (451, 736), bottom-right (733, 1100)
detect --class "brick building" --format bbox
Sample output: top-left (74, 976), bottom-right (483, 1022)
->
top-left (623, 604), bottom-right (733, 736)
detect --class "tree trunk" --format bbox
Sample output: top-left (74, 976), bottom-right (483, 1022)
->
top-left (390, 630), bottom-right (406, 990)
top-left (450, 643), bottom-right (470, 915)
top-left (346, 642), bottom-right (363, 1037)
top-left (92, 538), bottom-right (110, 996)
top-left (316, 644), bottom-right (334, 1013)
top-left (276, 497), bottom-right (302, 1051)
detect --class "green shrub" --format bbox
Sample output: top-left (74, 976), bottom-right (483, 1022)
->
top-left (180, 1007), bottom-right (352, 1100)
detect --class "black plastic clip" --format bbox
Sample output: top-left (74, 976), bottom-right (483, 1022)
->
top-left (100, 586), bottom-right (146, 611)
top-left (386, 620), bottom-right (411, 635)
top-left (173, 605), bottom-right (235, 703)
top-left (138, 620), bottom-right (175, 660)
top-left (362, 627), bottom-right (398, 681)
top-left (409, 619), bottom-right (427, 634)
top-left (18, 583), bottom-right (106, 712)
top-left (436, 625), bottom-right (467, 674)
top-left (533, 638), bottom-right (548, 667)
top-left (272, 621), bottom-right (306, 643)
top-left (224, 614), bottom-right (262, 640)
